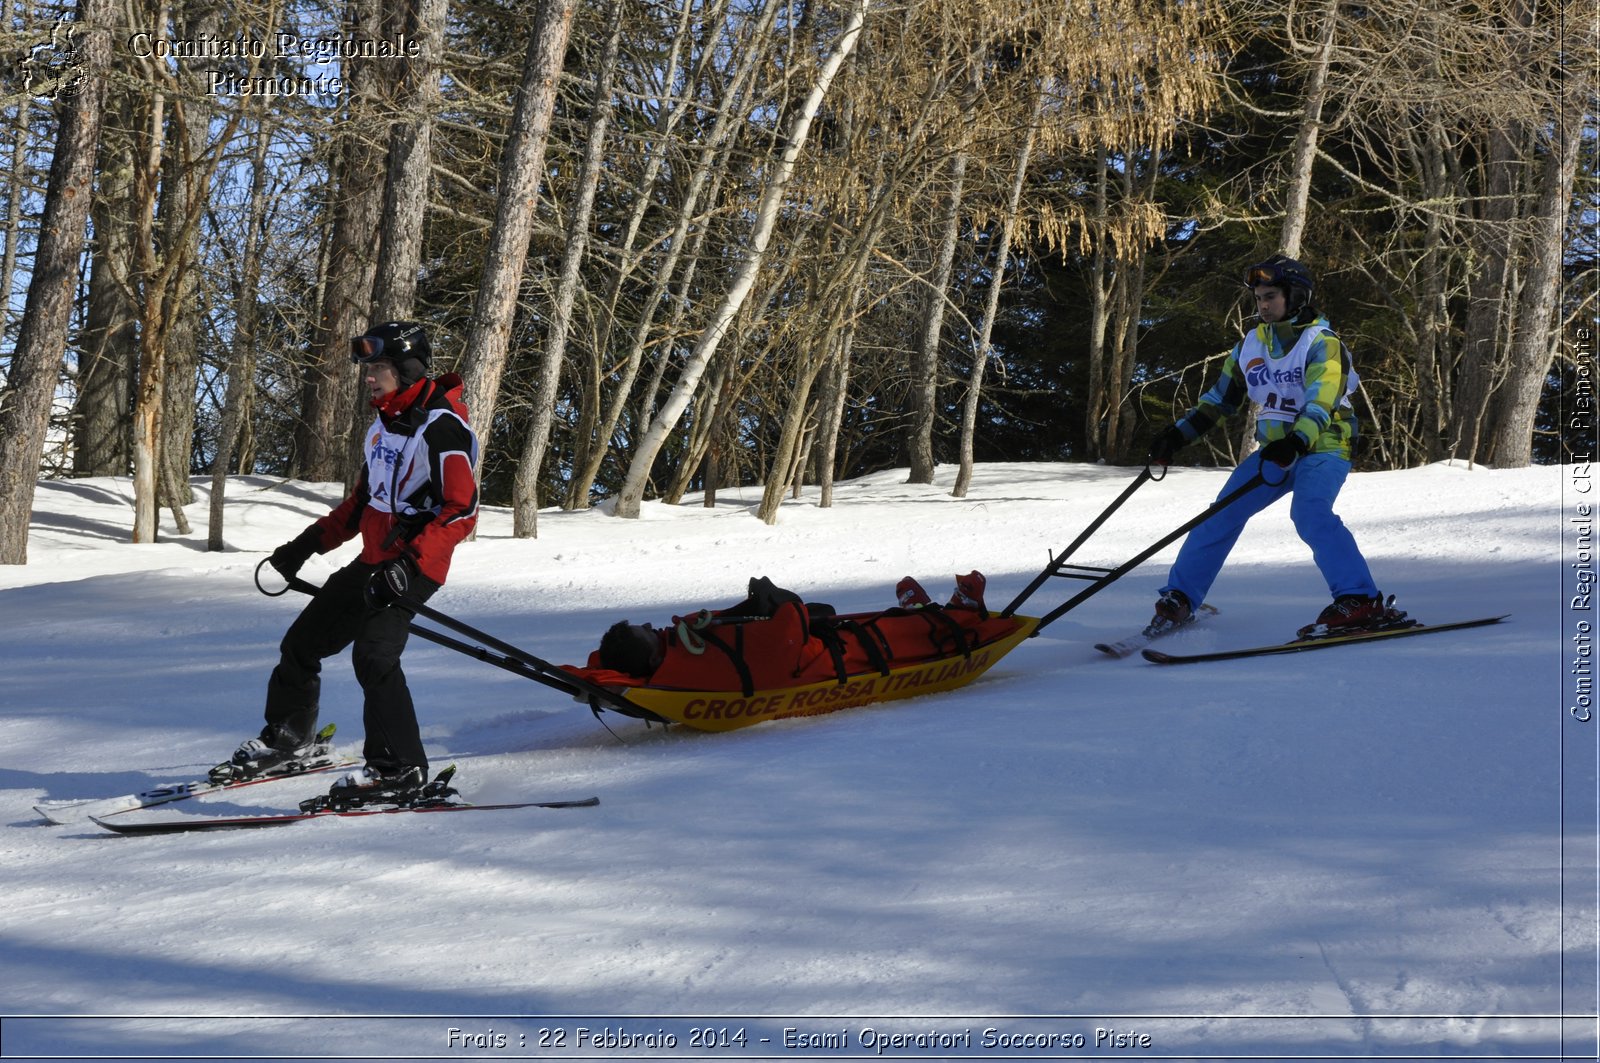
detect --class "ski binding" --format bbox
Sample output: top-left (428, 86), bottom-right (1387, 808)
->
top-left (1096, 603), bottom-right (1219, 658)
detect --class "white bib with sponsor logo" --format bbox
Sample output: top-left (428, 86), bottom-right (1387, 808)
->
top-left (1240, 324), bottom-right (1357, 424)
top-left (364, 407), bottom-right (475, 518)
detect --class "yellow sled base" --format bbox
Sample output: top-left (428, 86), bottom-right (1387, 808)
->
top-left (612, 615), bottom-right (1039, 733)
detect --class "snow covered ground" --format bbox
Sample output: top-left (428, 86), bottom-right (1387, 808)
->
top-left (0, 460), bottom-right (1593, 1061)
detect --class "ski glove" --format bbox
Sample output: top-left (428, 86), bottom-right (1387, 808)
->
top-left (365, 556), bottom-right (418, 609)
top-left (1260, 432), bottom-right (1310, 468)
top-left (268, 527), bottom-right (322, 580)
top-left (1148, 425), bottom-right (1187, 465)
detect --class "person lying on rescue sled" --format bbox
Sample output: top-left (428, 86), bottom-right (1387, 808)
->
top-left (580, 572), bottom-right (1005, 691)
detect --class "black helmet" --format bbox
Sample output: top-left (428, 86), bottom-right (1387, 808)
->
top-left (351, 321), bottom-right (431, 367)
top-left (1245, 254), bottom-right (1314, 311)
top-left (351, 321), bottom-right (431, 386)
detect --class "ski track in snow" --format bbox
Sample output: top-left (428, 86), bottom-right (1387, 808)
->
top-left (0, 461), bottom-right (1585, 1059)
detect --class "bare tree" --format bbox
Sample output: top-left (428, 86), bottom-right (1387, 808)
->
top-left (907, 45), bottom-right (978, 485)
top-left (128, 0), bottom-right (259, 542)
top-left (296, 0), bottom-right (387, 484)
top-left (208, 100), bottom-right (278, 551)
top-left (1486, 65), bottom-right (1590, 466)
top-left (73, 89), bottom-right (139, 476)
top-left (564, 0), bottom-right (775, 510)
top-left (613, 0), bottom-right (869, 519)
top-left (953, 87), bottom-right (1044, 497)
top-left (151, 0), bottom-right (225, 515)
top-left (371, 0), bottom-right (446, 321)
top-left (509, 0), bottom-right (624, 537)
top-left (0, 0), bottom-right (112, 564)
top-left (1453, 123), bottom-right (1519, 463)
top-left (1308, 0), bottom-right (1586, 467)
top-left (562, 0), bottom-right (717, 509)
top-left (457, 0), bottom-right (578, 477)
top-left (1277, 0), bottom-right (1337, 259)
top-left (755, 234), bottom-right (874, 523)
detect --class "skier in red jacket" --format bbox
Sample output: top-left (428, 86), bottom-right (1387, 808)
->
top-left (216, 322), bottom-right (479, 804)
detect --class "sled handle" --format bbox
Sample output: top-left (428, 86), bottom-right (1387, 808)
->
top-left (1001, 464), bottom-right (1158, 617)
top-left (1028, 467), bottom-right (1268, 634)
top-left (256, 561), bottom-right (648, 718)
top-left (254, 557), bottom-right (302, 598)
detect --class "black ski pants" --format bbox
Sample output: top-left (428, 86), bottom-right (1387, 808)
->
top-left (263, 559), bottom-right (439, 772)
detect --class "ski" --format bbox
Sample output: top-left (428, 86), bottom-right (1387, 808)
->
top-left (89, 796), bottom-right (599, 835)
top-left (35, 748), bottom-right (355, 825)
top-left (1096, 603), bottom-right (1219, 658)
top-left (1140, 614), bottom-right (1508, 665)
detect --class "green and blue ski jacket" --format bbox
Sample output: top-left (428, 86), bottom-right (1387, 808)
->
top-left (1174, 315), bottom-right (1359, 460)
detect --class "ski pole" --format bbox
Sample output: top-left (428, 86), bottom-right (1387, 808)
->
top-left (1028, 461), bottom-right (1271, 635)
top-left (1000, 464), bottom-right (1158, 617)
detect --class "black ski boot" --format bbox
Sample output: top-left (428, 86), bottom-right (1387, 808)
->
top-left (210, 723), bottom-right (337, 783)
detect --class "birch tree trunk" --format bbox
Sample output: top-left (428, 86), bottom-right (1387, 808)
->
top-left (0, 0), bottom-right (112, 564)
top-left (813, 83), bottom-right (879, 512)
top-left (1277, 0), bottom-right (1336, 259)
top-left (815, 321), bottom-right (854, 509)
top-left (457, 0), bottom-right (577, 471)
top-left (906, 145), bottom-right (967, 484)
top-left (613, 0), bottom-right (869, 519)
top-left (1486, 69), bottom-right (1588, 467)
top-left (1084, 148), bottom-right (1112, 459)
top-left (510, 0), bottom-right (623, 537)
top-left (908, 43), bottom-right (980, 485)
top-left (953, 89), bottom-right (1041, 498)
top-left (567, 1), bottom-right (776, 507)
top-left (756, 329), bottom-right (837, 523)
top-left (208, 115), bottom-right (275, 550)
top-left (563, 0), bottom-right (711, 508)
top-left (755, 220), bottom-right (876, 523)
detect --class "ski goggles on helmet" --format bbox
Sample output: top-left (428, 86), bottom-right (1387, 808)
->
top-left (1246, 263), bottom-right (1288, 287)
top-left (351, 336), bottom-right (387, 364)
top-left (350, 335), bottom-right (412, 364)
top-left (1244, 256), bottom-right (1312, 292)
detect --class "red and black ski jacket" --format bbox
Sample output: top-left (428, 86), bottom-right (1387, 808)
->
top-left (308, 373), bottom-right (479, 585)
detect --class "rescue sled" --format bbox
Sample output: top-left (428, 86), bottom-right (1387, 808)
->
top-left (608, 629), bottom-right (1036, 731)
top-left (256, 459), bottom-right (1268, 734)
top-left (561, 607), bottom-right (1041, 733)
top-left (262, 562), bottom-right (1041, 733)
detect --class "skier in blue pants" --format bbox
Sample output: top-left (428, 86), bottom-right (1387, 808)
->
top-left (1147, 254), bottom-right (1394, 637)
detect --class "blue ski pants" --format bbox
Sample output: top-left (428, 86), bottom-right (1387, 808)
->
top-left (1161, 452), bottom-right (1377, 609)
